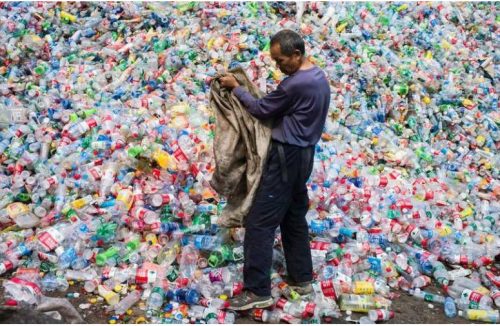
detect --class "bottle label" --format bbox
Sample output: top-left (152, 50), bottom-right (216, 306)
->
top-left (216, 310), bottom-right (226, 324)
top-left (490, 290), bottom-right (500, 301)
top-left (424, 293), bottom-right (434, 302)
top-left (320, 280), bottom-right (338, 300)
top-left (9, 277), bottom-right (42, 297)
top-left (280, 314), bottom-right (295, 323)
top-left (276, 298), bottom-right (290, 311)
top-left (71, 198), bottom-right (88, 210)
top-left (117, 189), bottom-right (133, 210)
top-left (131, 207), bottom-right (148, 220)
top-left (466, 309), bottom-right (489, 322)
top-left (38, 228), bottom-right (64, 251)
top-left (462, 289), bottom-right (483, 305)
top-left (135, 267), bottom-right (157, 284)
top-left (353, 281), bottom-right (375, 294)
top-left (0, 260), bottom-right (13, 274)
top-left (231, 282), bottom-right (244, 297)
top-left (310, 241), bottom-right (330, 251)
top-left (6, 202), bottom-right (29, 218)
top-left (485, 271), bottom-right (500, 287)
top-left (253, 309), bottom-right (264, 322)
top-left (173, 148), bottom-right (188, 163)
top-left (301, 301), bottom-right (316, 318)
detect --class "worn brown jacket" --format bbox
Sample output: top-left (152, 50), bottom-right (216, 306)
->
top-left (209, 67), bottom-right (272, 227)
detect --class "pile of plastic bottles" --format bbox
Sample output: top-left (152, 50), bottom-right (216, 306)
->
top-left (0, 1), bottom-right (498, 324)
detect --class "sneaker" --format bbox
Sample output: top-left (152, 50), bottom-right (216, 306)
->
top-left (285, 278), bottom-right (313, 296)
top-left (227, 291), bottom-right (273, 311)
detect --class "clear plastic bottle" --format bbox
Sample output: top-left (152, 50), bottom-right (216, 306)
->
top-left (368, 309), bottom-right (395, 321)
top-left (409, 288), bottom-right (445, 304)
top-left (147, 285), bottom-right (165, 315)
top-left (459, 309), bottom-right (499, 323)
top-left (37, 223), bottom-right (77, 252)
top-left (114, 289), bottom-right (142, 315)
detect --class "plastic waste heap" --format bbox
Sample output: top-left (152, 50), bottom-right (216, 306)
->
top-left (0, 1), bottom-right (498, 324)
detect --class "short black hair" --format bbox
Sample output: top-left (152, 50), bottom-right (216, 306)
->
top-left (270, 29), bottom-right (305, 56)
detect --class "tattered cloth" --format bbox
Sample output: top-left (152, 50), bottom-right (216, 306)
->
top-left (209, 67), bottom-right (272, 227)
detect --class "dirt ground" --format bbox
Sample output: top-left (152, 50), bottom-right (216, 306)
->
top-left (0, 282), bottom-right (486, 324)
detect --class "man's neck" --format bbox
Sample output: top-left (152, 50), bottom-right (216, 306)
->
top-left (299, 58), bottom-right (314, 70)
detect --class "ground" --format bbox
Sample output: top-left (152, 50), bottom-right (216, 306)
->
top-left (0, 282), bottom-right (484, 324)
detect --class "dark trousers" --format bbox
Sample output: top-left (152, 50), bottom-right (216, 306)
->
top-left (243, 140), bottom-right (314, 297)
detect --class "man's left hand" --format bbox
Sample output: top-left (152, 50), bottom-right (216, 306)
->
top-left (219, 75), bottom-right (240, 89)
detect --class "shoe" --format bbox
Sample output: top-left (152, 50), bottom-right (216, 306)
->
top-left (285, 277), bottom-right (313, 296)
top-left (227, 290), bottom-right (273, 311)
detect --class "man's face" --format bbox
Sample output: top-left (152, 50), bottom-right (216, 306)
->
top-left (270, 43), bottom-right (302, 76)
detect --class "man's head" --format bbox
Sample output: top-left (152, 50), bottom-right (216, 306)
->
top-left (270, 29), bottom-right (305, 75)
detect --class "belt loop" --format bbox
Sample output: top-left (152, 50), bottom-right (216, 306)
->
top-left (277, 143), bottom-right (288, 184)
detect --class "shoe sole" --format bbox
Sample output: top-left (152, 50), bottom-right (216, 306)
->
top-left (228, 298), bottom-right (273, 311)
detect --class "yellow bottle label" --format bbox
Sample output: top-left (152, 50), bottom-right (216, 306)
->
top-left (336, 22), bottom-right (348, 33)
top-left (71, 198), bottom-right (88, 210)
top-left (145, 233), bottom-right (158, 246)
top-left (460, 207), bottom-right (474, 218)
top-left (153, 149), bottom-right (175, 169)
top-left (437, 225), bottom-right (452, 237)
top-left (60, 11), bottom-right (77, 23)
top-left (396, 4), bottom-right (408, 12)
top-left (116, 189), bottom-right (134, 211)
top-left (476, 287), bottom-right (490, 296)
top-left (466, 309), bottom-right (488, 321)
top-left (6, 202), bottom-right (29, 218)
top-left (353, 281), bottom-right (375, 294)
top-left (462, 99), bottom-right (475, 108)
top-left (476, 135), bottom-right (486, 147)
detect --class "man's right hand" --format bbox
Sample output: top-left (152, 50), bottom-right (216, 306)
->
top-left (219, 75), bottom-right (240, 90)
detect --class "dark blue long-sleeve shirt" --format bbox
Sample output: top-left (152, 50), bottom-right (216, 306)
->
top-left (233, 66), bottom-right (330, 147)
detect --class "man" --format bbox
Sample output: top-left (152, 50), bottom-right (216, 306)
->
top-left (219, 29), bottom-right (331, 310)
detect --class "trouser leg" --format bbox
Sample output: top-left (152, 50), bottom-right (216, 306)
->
top-left (281, 145), bottom-right (314, 283)
top-left (243, 143), bottom-right (290, 296)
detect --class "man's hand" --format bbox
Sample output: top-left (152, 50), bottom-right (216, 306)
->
top-left (219, 75), bottom-right (240, 89)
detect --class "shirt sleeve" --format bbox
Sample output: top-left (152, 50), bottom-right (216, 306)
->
top-left (232, 84), bottom-right (291, 120)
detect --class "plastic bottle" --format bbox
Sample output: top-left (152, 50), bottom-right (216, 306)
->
top-left (147, 285), bottom-right (165, 315)
top-left (41, 273), bottom-right (69, 292)
top-left (37, 223), bottom-right (77, 252)
top-left (368, 309), bottom-right (395, 321)
top-left (114, 290), bottom-right (142, 315)
top-left (409, 288), bottom-right (445, 304)
top-left (4, 273), bottom-right (43, 305)
top-left (98, 284), bottom-right (120, 306)
top-left (443, 297), bottom-right (457, 318)
top-left (459, 309), bottom-right (499, 323)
